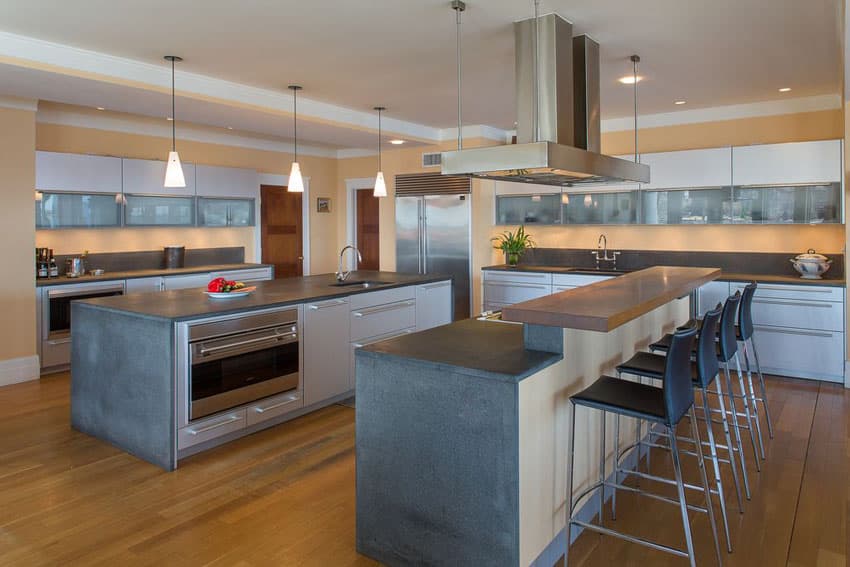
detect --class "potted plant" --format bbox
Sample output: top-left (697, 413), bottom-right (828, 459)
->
top-left (491, 225), bottom-right (535, 266)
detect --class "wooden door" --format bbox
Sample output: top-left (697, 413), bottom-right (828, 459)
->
top-left (356, 188), bottom-right (380, 270)
top-left (261, 184), bottom-right (303, 278)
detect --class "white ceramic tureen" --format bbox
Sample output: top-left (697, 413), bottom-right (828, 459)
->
top-left (790, 249), bottom-right (831, 279)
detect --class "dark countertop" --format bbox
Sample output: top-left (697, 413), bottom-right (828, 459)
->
top-left (502, 266), bottom-right (720, 331)
top-left (36, 263), bottom-right (273, 287)
top-left (75, 271), bottom-right (451, 322)
top-left (482, 264), bottom-right (846, 287)
top-left (359, 318), bottom-right (562, 383)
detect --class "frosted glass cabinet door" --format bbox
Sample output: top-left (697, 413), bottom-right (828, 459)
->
top-left (124, 195), bottom-right (195, 226)
top-left (198, 198), bottom-right (255, 227)
top-left (36, 192), bottom-right (122, 228)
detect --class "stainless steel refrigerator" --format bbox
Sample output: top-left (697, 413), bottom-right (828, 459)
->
top-left (396, 185), bottom-right (471, 320)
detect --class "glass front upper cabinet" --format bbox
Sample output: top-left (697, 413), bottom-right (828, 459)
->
top-left (124, 195), bottom-right (195, 226)
top-left (495, 194), bottom-right (561, 225)
top-left (36, 192), bottom-right (122, 229)
top-left (732, 183), bottom-right (841, 224)
top-left (641, 187), bottom-right (733, 225)
top-left (198, 198), bottom-right (255, 227)
top-left (562, 191), bottom-right (638, 225)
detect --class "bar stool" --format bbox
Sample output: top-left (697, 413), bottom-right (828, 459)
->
top-left (737, 283), bottom-right (774, 443)
top-left (564, 327), bottom-right (722, 567)
top-left (615, 304), bottom-right (740, 553)
top-left (650, 292), bottom-right (761, 488)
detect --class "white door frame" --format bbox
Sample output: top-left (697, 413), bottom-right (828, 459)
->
top-left (258, 173), bottom-right (311, 275)
top-left (345, 177), bottom-right (375, 248)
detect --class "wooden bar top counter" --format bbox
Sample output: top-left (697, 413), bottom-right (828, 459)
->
top-left (501, 266), bottom-right (721, 332)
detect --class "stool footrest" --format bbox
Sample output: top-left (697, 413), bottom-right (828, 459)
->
top-left (571, 520), bottom-right (689, 559)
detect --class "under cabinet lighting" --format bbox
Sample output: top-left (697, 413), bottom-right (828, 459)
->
top-left (674, 100), bottom-right (686, 105)
top-left (778, 87), bottom-right (792, 93)
top-left (390, 139), bottom-right (405, 145)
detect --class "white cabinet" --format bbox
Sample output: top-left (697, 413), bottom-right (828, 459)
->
top-left (416, 280), bottom-right (453, 330)
top-left (122, 158), bottom-right (197, 197)
top-left (125, 277), bottom-right (163, 294)
top-left (303, 298), bottom-right (351, 406)
top-left (210, 267), bottom-right (273, 282)
top-left (36, 151), bottom-right (122, 193)
top-left (732, 140), bottom-right (842, 186)
top-left (162, 273), bottom-right (211, 291)
top-left (246, 391), bottom-right (303, 426)
top-left (195, 164), bottom-right (259, 198)
top-left (483, 270), bottom-right (552, 309)
top-left (640, 148), bottom-right (732, 190)
top-left (551, 273), bottom-right (613, 287)
top-left (697, 281), bottom-right (730, 316)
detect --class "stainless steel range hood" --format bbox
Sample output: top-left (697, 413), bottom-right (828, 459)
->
top-left (441, 14), bottom-right (649, 186)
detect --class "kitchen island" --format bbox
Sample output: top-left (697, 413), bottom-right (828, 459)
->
top-left (355, 266), bottom-right (719, 566)
top-left (70, 271), bottom-right (453, 470)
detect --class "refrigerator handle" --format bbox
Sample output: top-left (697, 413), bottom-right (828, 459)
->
top-left (421, 202), bottom-right (428, 275)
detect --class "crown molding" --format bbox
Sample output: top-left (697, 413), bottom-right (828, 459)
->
top-left (36, 106), bottom-right (340, 158)
top-left (0, 94), bottom-right (37, 112)
top-left (601, 94), bottom-right (842, 133)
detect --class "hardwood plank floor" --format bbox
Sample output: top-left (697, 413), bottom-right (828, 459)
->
top-left (0, 372), bottom-right (846, 566)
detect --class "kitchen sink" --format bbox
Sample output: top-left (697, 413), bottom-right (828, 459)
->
top-left (330, 280), bottom-right (394, 288)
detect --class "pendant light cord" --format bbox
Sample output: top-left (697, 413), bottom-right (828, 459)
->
top-left (631, 54), bottom-right (640, 163)
top-left (171, 58), bottom-right (176, 152)
top-left (452, 1), bottom-right (466, 151)
top-left (377, 108), bottom-right (382, 171)
top-left (293, 89), bottom-right (298, 162)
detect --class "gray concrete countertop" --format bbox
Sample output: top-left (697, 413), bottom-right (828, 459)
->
top-left (482, 264), bottom-right (846, 287)
top-left (76, 271), bottom-right (451, 321)
top-left (36, 263), bottom-right (273, 287)
top-left (359, 318), bottom-right (562, 383)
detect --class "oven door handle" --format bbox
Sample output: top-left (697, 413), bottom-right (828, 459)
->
top-left (196, 330), bottom-right (297, 357)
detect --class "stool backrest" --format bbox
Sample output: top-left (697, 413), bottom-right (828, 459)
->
top-left (738, 282), bottom-right (757, 340)
top-left (696, 304), bottom-right (723, 388)
top-left (663, 325), bottom-right (699, 425)
top-left (718, 291), bottom-right (741, 362)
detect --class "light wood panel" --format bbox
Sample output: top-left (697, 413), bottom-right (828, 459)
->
top-left (0, 372), bottom-right (844, 565)
top-left (261, 184), bottom-right (303, 279)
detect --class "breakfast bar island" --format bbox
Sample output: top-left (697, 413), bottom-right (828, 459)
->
top-left (355, 266), bottom-right (720, 566)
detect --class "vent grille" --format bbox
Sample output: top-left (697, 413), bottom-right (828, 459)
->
top-left (395, 172), bottom-right (470, 196)
top-left (421, 152), bottom-right (442, 167)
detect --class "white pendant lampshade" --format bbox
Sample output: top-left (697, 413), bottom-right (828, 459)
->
top-left (288, 161), bottom-right (304, 193)
top-left (164, 151), bottom-right (186, 187)
top-left (288, 85), bottom-right (304, 193)
top-left (163, 55), bottom-right (186, 188)
top-left (374, 171), bottom-right (387, 197)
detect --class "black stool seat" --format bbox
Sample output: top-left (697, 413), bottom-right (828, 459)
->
top-left (571, 376), bottom-right (669, 424)
top-left (617, 351), bottom-right (700, 384)
top-left (678, 317), bottom-right (747, 341)
top-left (650, 333), bottom-right (725, 361)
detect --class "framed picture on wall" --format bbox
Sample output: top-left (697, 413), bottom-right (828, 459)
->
top-left (317, 197), bottom-right (331, 213)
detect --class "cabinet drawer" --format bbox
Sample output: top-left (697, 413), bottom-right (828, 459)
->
top-left (483, 281), bottom-right (551, 305)
top-left (162, 273), bottom-right (211, 290)
top-left (349, 286), bottom-right (415, 310)
top-left (351, 300), bottom-right (416, 341)
top-left (551, 274), bottom-right (613, 287)
top-left (211, 268), bottom-right (273, 282)
top-left (731, 282), bottom-right (843, 303)
top-left (483, 270), bottom-right (553, 285)
top-left (552, 285), bottom-right (577, 293)
top-left (416, 280), bottom-right (452, 331)
top-left (246, 392), bottom-right (303, 426)
top-left (178, 409), bottom-right (246, 449)
top-left (41, 338), bottom-right (71, 369)
top-left (125, 277), bottom-right (163, 294)
top-left (748, 296), bottom-right (843, 332)
top-left (350, 327), bottom-right (416, 389)
top-left (752, 326), bottom-right (844, 382)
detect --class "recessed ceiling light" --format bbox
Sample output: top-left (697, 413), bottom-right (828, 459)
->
top-left (227, 126), bottom-right (233, 130)
top-left (618, 75), bottom-right (643, 85)
top-left (674, 100), bottom-right (686, 105)
top-left (96, 106), bottom-right (105, 111)
top-left (389, 139), bottom-right (405, 145)
top-left (166, 116), bottom-right (174, 121)
top-left (778, 87), bottom-right (791, 92)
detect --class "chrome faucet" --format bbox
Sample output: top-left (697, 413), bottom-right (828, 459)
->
top-left (592, 234), bottom-right (620, 270)
top-left (336, 245), bottom-right (362, 281)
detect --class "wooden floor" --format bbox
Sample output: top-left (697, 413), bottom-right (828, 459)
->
top-left (0, 373), bottom-right (846, 566)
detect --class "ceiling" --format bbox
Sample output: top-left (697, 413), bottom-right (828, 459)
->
top-left (0, 0), bottom-right (841, 148)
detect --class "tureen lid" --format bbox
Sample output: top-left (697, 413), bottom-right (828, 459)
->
top-left (794, 249), bottom-right (829, 261)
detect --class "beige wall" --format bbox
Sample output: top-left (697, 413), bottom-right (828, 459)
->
top-left (1, 107), bottom-right (37, 362)
top-left (35, 122), bottom-right (341, 274)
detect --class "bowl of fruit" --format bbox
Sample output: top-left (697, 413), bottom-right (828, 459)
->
top-left (204, 277), bottom-right (256, 299)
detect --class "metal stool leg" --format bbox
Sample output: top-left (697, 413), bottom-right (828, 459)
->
top-left (613, 413), bottom-right (620, 520)
top-left (732, 355), bottom-right (762, 470)
top-left (690, 405), bottom-right (724, 563)
top-left (599, 410), bottom-right (606, 526)
top-left (749, 336), bottom-right (774, 439)
top-left (713, 375), bottom-right (744, 511)
top-left (669, 428), bottom-right (697, 567)
top-left (564, 403), bottom-right (577, 567)
top-left (736, 351), bottom-right (765, 460)
top-left (723, 363), bottom-right (752, 499)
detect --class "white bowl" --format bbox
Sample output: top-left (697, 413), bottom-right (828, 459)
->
top-left (790, 258), bottom-right (831, 279)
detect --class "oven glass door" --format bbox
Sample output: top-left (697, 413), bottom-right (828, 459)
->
top-left (190, 332), bottom-right (299, 420)
top-left (48, 289), bottom-right (124, 338)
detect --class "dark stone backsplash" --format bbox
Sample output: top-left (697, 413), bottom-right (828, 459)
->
top-left (519, 248), bottom-right (844, 280)
top-left (54, 247), bottom-right (245, 272)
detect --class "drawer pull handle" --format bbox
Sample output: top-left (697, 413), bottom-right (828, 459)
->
top-left (753, 299), bottom-right (832, 309)
top-left (187, 415), bottom-right (241, 435)
top-left (353, 329), bottom-right (414, 348)
top-left (309, 299), bottom-right (347, 310)
top-left (353, 300), bottom-right (414, 318)
top-left (421, 281), bottom-right (451, 290)
top-left (254, 394), bottom-right (300, 413)
top-left (754, 326), bottom-right (834, 338)
top-left (754, 285), bottom-right (833, 294)
top-left (484, 282), bottom-right (549, 290)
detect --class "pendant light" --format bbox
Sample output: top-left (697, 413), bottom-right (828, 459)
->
top-left (373, 106), bottom-right (387, 198)
top-left (287, 85), bottom-right (304, 193)
top-left (163, 55), bottom-right (186, 188)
